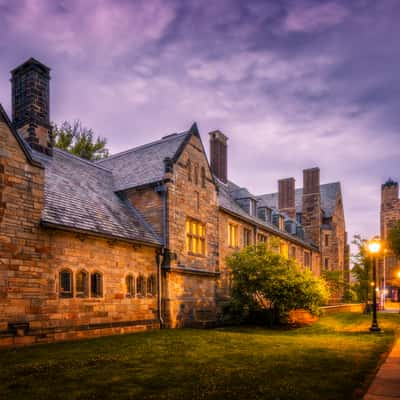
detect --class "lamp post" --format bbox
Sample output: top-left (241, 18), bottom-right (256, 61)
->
top-left (368, 237), bottom-right (381, 332)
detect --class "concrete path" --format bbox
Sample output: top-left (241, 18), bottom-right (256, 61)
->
top-left (364, 338), bottom-right (400, 399)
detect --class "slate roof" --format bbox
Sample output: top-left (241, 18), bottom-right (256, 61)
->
top-left (257, 182), bottom-right (341, 218)
top-left (96, 131), bottom-right (191, 191)
top-left (217, 179), bottom-right (318, 250)
top-left (32, 148), bottom-right (162, 246)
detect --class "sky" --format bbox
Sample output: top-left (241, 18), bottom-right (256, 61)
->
top-left (0, 0), bottom-right (399, 255)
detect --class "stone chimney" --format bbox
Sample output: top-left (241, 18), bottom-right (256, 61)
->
top-left (209, 130), bottom-right (228, 183)
top-left (278, 177), bottom-right (296, 219)
top-left (11, 58), bottom-right (52, 155)
top-left (301, 167), bottom-right (321, 247)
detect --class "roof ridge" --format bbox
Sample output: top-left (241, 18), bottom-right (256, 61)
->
top-left (258, 181), bottom-right (341, 197)
top-left (53, 148), bottom-right (112, 173)
top-left (97, 130), bottom-right (189, 163)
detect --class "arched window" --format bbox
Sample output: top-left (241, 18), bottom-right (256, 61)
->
top-left (59, 269), bottom-right (73, 298)
top-left (194, 164), bottom-right (199, 185)
top-left (201, 166), bottom-right (206, 188)
top-left (187, 159), bottom-right (192, 181)
top-left (126, 275), bottom-right (134, 298)
top-left (136, 275), bottom-right (146, 297)
top-left (91, 272), bottom-right (103, 297)
top-left (147, 274), bottom-right (156, 296)
top-left (76, 270), bottom-right (88, 297)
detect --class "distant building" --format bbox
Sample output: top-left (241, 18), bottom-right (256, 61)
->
top-left (0, 58), bottom-right (347, 345)
top-left (380, 179), bottom-right (400, 300)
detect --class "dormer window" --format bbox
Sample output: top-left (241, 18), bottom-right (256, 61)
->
top-left (249, 199), bottom-right (256, 217)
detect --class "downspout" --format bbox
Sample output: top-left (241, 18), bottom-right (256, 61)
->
top-left (156, 182), bottom-right (169, 328)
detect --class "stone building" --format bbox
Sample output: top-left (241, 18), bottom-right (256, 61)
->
top-left (380, 179), bottom-right (400, 300)
top-left (257, 170), bottom-right (350, 288)
top-left (0, 58), bottom-right (344, 345)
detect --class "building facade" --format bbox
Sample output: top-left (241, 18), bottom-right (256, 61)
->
top-left (0, 58), bottom-right (345, 345)
top-left (380, 179), bottom-right (400, 300)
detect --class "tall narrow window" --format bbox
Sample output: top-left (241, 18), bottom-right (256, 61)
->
top-left (194, 164), bottom-right (199, 185)
top-left (126, 275), bottom-right (134, 297)
top-left (136, 275), bottom-right (146, 296)
top-left (257, 233), bottom-right (267, 244)
top-left (76, 270), bottom-right (88, 297)
top-left (147, 274), bottom-right (156, 296)
top-left (201, 167), bottom-right (206, 188)
top-left (324, 234), bottom-right (329, 247)
top-left (243, 228), bottom-right (252, 247)
top-left (228, 223), bottom-right (239, 248)
top-left (91, 272), bottom-right (103, 297)
top-left (195, 191), bottom-right (200, 211)
top-left (324, 257), bottom-right (329, 270)
top-left (304, 252), bottom-right (312, 270)
top-left (290, 246), bottom-right (296, 260)
top-left (186, 219), bottom-right (206, 255)
top-left (187, 159), bottom-right (192, 181)
top-left (59, 269), bottom-right (73, 298)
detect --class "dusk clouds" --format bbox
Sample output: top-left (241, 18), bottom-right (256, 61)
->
top-left (0, 0), bottom-right (399, 250)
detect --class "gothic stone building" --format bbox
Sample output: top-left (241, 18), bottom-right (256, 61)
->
top-left (380, 179), bottom-right (400, 299)
top-left (257, 172), bottom-right (350, 287)
top-left (0, 58), bottom-right (346, 345)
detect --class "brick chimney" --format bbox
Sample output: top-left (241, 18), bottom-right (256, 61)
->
top-left (278, 177), bottom-right (296, 219)
top-left (301, 167), bottom-right (321, 247)
top-left (209, 130), bottom-right (228, 183)
top-left (11, 58), bottom-right (52, 155)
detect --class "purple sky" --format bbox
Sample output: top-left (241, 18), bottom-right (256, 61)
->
top-left (1, 0), bottom-right (399, 254)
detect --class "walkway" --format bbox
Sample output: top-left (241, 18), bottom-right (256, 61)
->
top-left (364, 313), bottom-right (400, 399)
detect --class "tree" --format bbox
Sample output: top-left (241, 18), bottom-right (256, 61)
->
top-left (351, 234), bottom-right (372, 306)
top-left (388, 221), bottom-right (400, 257)
top-left (52, 120), bottom-right (109, 160)
top-left (224, 244), bottom-right (329, 325)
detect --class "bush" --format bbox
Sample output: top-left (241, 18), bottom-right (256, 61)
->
top-left (223, 244), bottom-right (329, 325)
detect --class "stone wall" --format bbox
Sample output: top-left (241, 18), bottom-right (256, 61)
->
top-left (0, 116), bottom-right (160, 345)
top-left (163, 134), bottom-right (220, 327)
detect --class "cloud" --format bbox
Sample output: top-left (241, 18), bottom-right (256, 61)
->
top-left (0, 0), bottom-right (399, 258)
top-left (284, 1), bottom-right (349, 33)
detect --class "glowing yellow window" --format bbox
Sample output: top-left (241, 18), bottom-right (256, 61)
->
top-left (186, 218), bottom-right (206, 256)
top-left (228, 223), bottom-right (239, 248)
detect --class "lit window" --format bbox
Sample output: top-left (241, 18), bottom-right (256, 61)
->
top-left (304, 252), bottom-right (312, 270)
top-left (59, 269), bottom-right (73, 298)
top-left (126, 275), bottom-right (134, 297)
top-left (91, 272), bottom-right (103, 297)
top-left (76, 270), bottom-right (88, 297)
top-left (243, 228), bottom-right (252, 247)
top-left (186, 218), bottom-right (206, 256)
top-left (228, 223), bottom-right (239, 248)
top-left (147, 274), bottom-right (156, 296)
top-left (201, 167), bottom-right (206, 188)
top-left (136, 275), bottom-right (146, 296)
top-left (257, 233), bottom-right (267, 244)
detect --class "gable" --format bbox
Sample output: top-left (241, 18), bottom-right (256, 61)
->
top-left (0, 104), bottom-right (42, 169)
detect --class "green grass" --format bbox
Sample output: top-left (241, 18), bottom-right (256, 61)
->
top-left (0, 313), bottom-right (399, 400)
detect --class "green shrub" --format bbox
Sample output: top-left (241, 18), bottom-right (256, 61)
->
top-left (224, 244), bottom-right (329, 325)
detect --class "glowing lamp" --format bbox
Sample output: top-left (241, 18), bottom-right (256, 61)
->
top-left (368, 237), bottom-right (381, 254)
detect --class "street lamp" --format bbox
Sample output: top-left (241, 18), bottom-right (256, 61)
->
top-left (368, 236), bottom-right (381, 332)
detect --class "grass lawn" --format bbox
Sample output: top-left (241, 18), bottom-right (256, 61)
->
top-left (0, 312), bottom-right (399, 400)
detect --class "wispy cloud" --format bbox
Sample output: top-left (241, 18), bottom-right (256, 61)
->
top-left (0, 0), bottom-right (399, 251)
